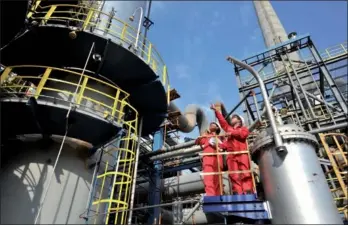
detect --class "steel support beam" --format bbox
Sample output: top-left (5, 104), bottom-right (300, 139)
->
top-left (238, 53), bottom-right (347, 92)
top-left (162, 161), bottom-right (201, 174)
top-left (147, 128), bottom-right (164, 224)
top-left (309, 41), bottom-right (348, 114)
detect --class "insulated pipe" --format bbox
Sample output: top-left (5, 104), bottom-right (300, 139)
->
top-left (150, 146), bottom-right (201, 161)
top-left (227, 56), bottom-right (286, 152)
top-left (136, 172), bottom-right (231, 198)
top-left (249, 83), bottom-right (278, 132)
top-left (158, 140), bottom-right (196, 152)
top-left (161, 208), bottom-right (224, 225)
top-left (168, 102), bottom-right (209, 135)
top-left (180, 201), bottom-right (202, 225)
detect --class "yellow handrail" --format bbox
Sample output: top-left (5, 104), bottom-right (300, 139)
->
top-left (319, 133), bottom-right (348, 219)
top-left (28, 3), bottom-right (170, 103)
top-left (0, 65), bottom-right (136, 122)
top-left (241, 41), bottom-right (348, 85)
top-left (1, 64), bottom-right (140, 224)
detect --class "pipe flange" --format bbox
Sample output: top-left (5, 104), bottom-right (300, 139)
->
top-left (251, 124), bottom-right (318, 156)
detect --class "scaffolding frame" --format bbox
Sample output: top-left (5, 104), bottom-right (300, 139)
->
top-left (233, 35), bottom-right (348, 221)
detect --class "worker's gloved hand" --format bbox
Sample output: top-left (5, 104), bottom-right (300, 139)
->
top-left (208, 137), bottom-right (216, 146)
top-left (208, 137), bottom-right (222, 147)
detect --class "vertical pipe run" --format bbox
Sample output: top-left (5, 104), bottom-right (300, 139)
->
top-left (251, 91), bottom-right (262, 119)
top-left (283, 52), bottom-right (318, 124)
top-left (147, 128), bottom-right (165, 224)
top-left (127, 117), bottom-right (143, 225)
top-left (297, 50), bottom-right (336, 123)
top-left (235, 70), bottom-right (252, 125)
top-left (279, 55), bottom-right (310, 121)
top-left (141, 0), bottom-right (152, 58)
top-left (227, 56), bottom-right (286, 152)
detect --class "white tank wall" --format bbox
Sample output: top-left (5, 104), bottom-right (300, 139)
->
top-left (0, 141), bottom-right (94, 224)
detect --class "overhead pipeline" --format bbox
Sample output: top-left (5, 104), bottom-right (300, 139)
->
top-left (136, 171), bottom-right (231, 199)
top-left (168, 102), bottom-right (209, 135)
top-left (161, 208), bottom-right (224, 225)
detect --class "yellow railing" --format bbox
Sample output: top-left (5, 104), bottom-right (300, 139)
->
top-left (241, 41), bottom-right (348, 85)
top-left (197, 134), bottom-right (257, 195)
top-left (319, 133), bottom-right (348, 220)
top-left (0, 65), bottom-right (140, 224)
top-left (27, 2), bottom-right (171, 104)
top-left (90, 134), bottom-right (139, 224)
top-left (0, 65), bottom-right (138, 124)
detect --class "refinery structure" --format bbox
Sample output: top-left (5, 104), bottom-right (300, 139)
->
top-left (0, 0), bottom-right (347, 225)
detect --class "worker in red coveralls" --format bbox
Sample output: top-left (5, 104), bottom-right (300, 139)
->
top-left (195, 122), bottom-right (224, 196)
top-left (210, 104), bottom-right (252, 195)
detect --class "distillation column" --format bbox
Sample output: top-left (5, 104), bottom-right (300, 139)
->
top-left (1, 0), bottom-right (169, 225)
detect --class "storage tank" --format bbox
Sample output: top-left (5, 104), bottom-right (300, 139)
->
top-left (0, 136), bottom-right (94, 224)
top-left (251, 124), bottom-right (343, 224)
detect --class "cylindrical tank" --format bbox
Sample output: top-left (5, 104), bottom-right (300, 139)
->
top-left (0, 137), bottom-right (94, 224)
top-left (251, 124), bottom-right (342, 224)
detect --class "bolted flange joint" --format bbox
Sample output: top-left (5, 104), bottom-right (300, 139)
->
top-left (250, 124), bottom-right (319, 163)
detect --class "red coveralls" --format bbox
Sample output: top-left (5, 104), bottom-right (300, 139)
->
top-left (196, 131), bottom-right (223, 196)
top-left (214, 111), bottom-right (252, 194)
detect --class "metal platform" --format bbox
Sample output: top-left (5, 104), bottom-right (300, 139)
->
top-left (1, 3), bottom-right (169, 136)
top-left (203, 195), bottom-right (270, 220)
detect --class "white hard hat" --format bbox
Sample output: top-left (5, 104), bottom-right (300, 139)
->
top-left (231, 114), bottom-right (245, 126)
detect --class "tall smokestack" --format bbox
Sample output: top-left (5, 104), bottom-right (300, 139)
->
top-left (253, 1), bottom-right (316, 108)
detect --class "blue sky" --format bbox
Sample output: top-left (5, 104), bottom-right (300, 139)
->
top-left (147, 1), bottom-right (347, 139)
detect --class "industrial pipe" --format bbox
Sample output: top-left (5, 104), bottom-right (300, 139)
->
top-left (225, 90), bottom-right (252, 119)
top-left (161, 208), bottom-right (224, 225)
top-left (227, 56), bottom-right (286, 152)
top-left (136, 172), bottom-right (231, 198)
top-left (180, 200), bottom-right (202, 224)
top-left (150, 146), bottom-right (201, 161)
top-left (282, 80), bottom-right (342, 112)
top-left (168, 102), bottom-right (209, 135)
top-left (248, 82), bottom-right (278, 132)
top-left (309, 122), bottom-right (348, 134)
top-left (128, 117), bottom-right (144, 225)
top-left (158, 140), bottom-right (196, 152)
